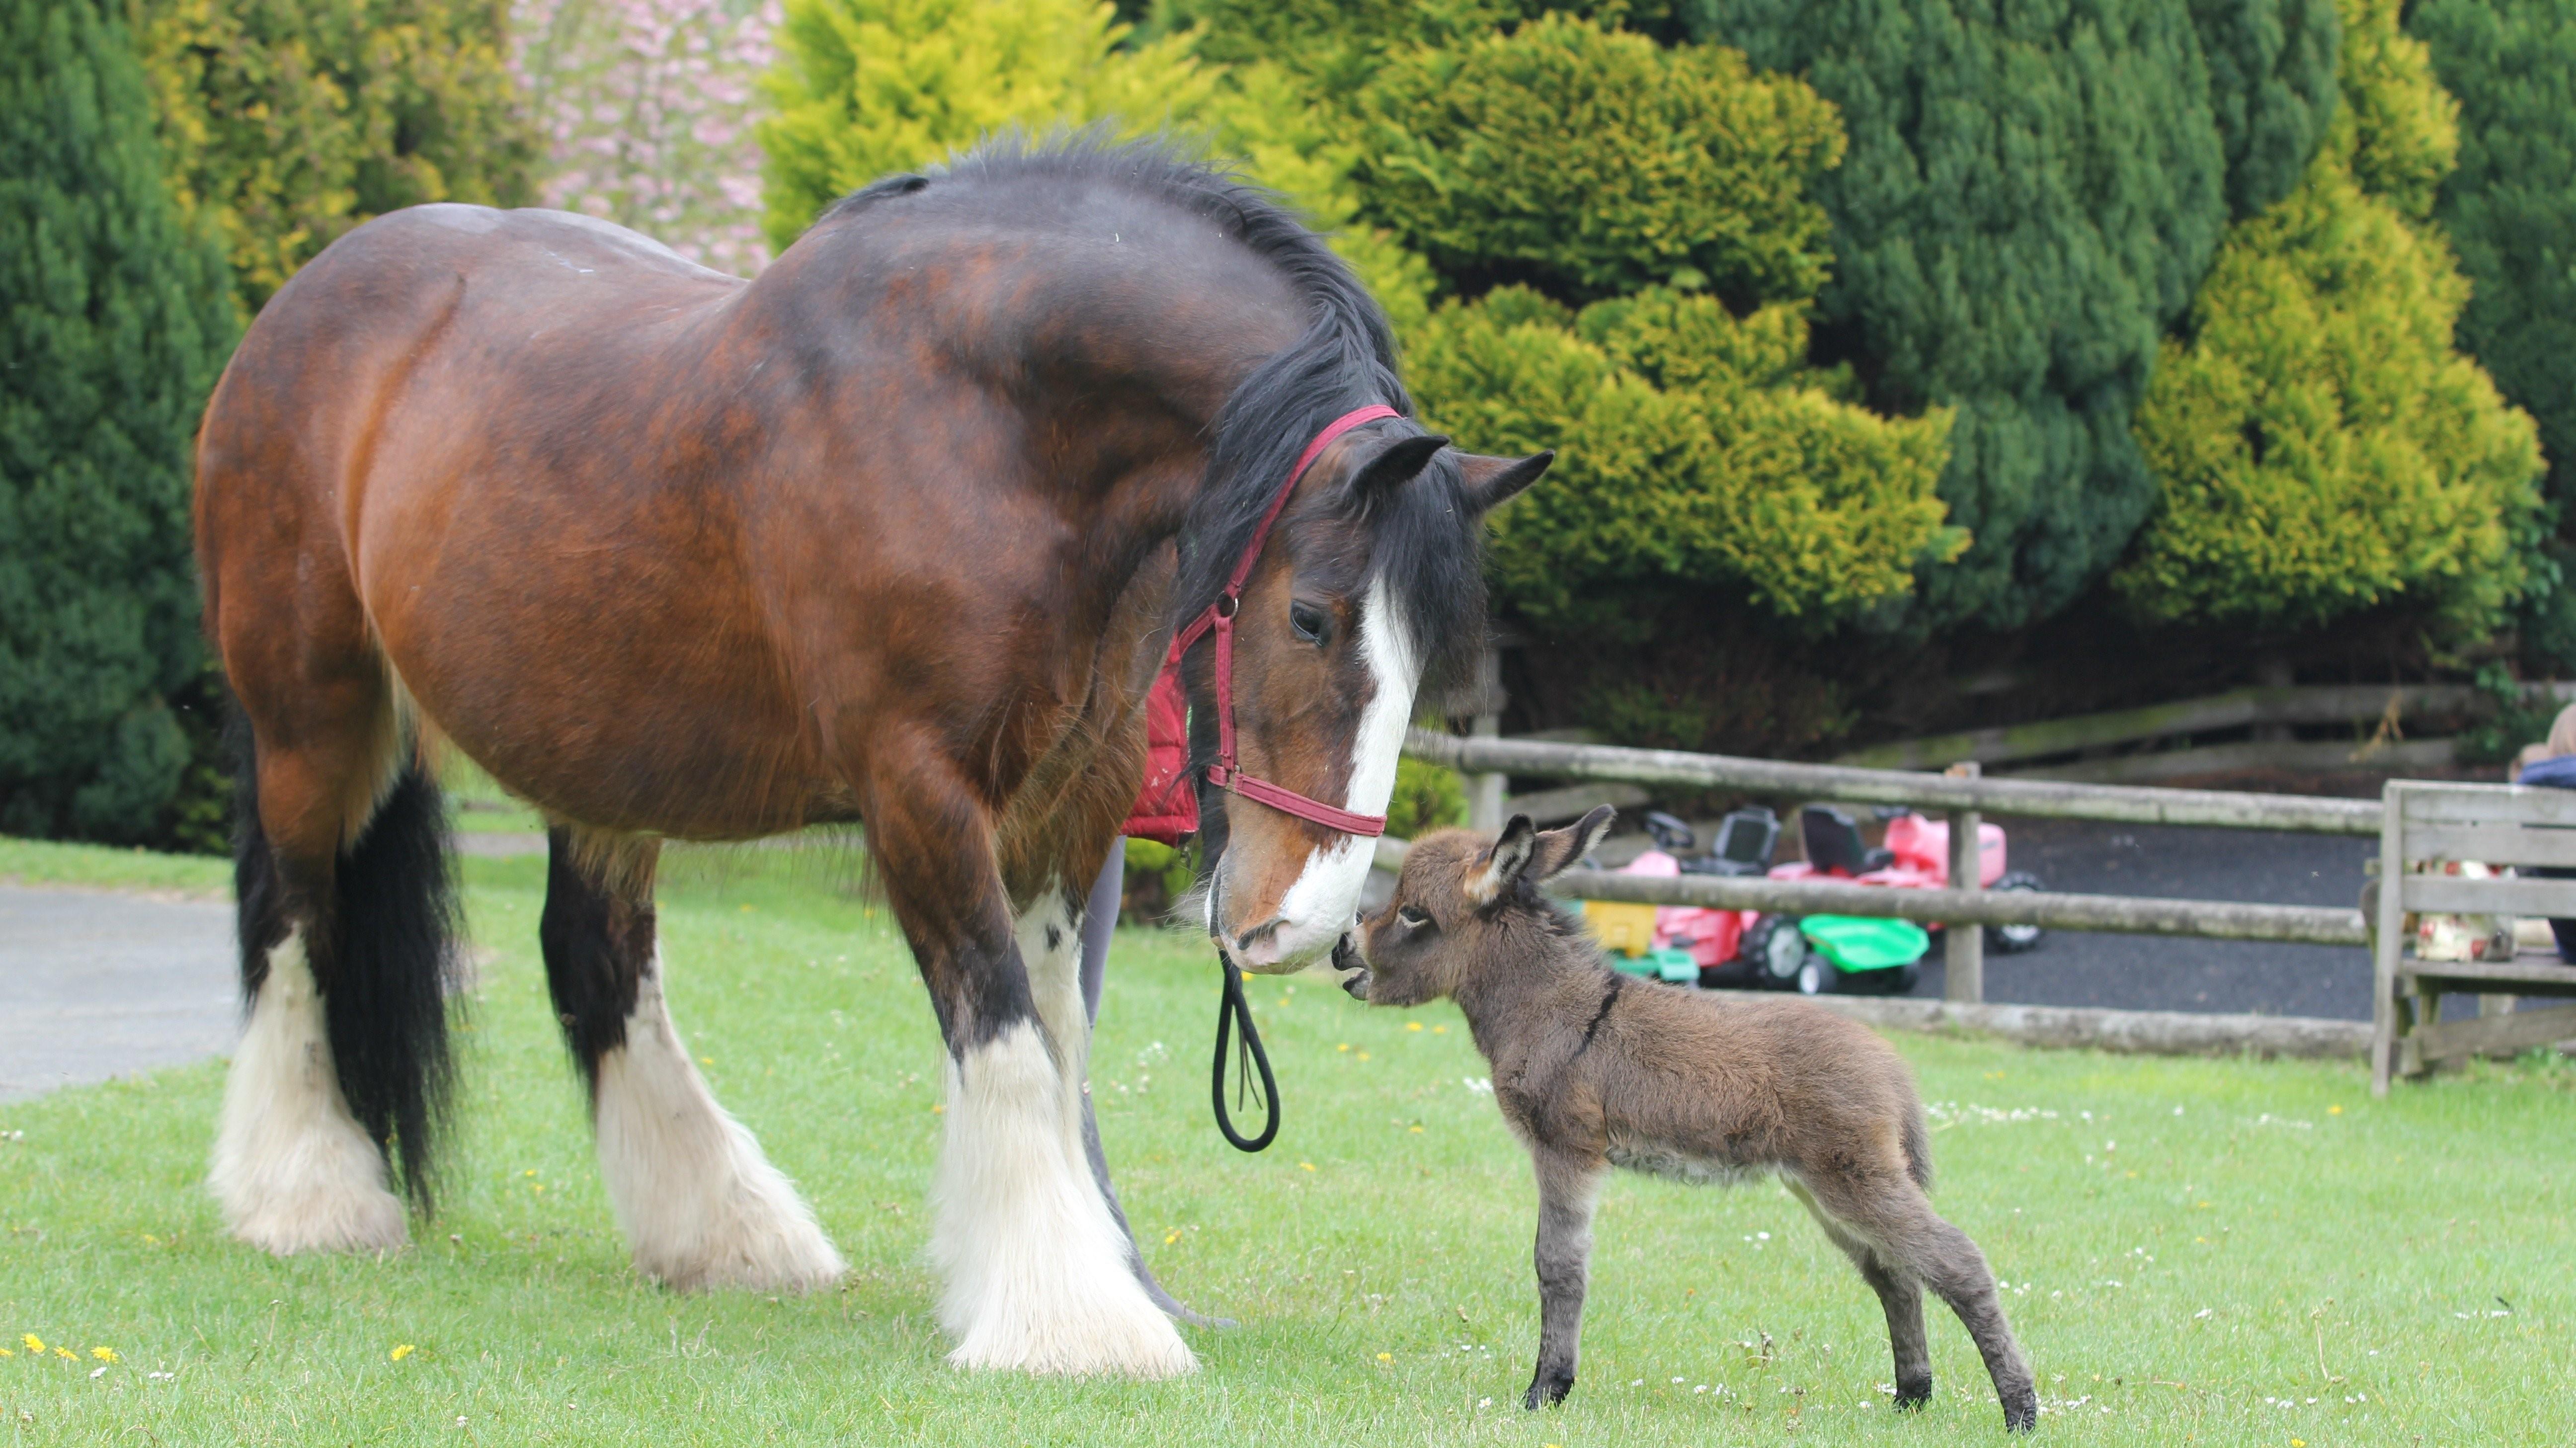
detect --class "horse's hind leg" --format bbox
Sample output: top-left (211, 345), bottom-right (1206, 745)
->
top-left (540, 828), bottom-right (843, 1292)
top-left (215, 692), bottom-right (451, 1255)
top-left (1787, 1180), bottom-right (1932, 1410)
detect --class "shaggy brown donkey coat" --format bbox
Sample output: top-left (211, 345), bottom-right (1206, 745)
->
top-left (1347, 806), bottom-right (2038, 1430)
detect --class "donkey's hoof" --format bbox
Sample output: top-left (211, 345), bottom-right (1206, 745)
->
top-left (1524, 1368), bottom-right (1575, 1409)
top-left (2002, 1386), bottom-right (2039, 1433)
top-left (1893, 1376), bottom-right (1933, 1412)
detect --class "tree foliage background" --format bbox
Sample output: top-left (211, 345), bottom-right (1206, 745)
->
top-left (2115, 0), bottom-right (2544, 637)
top-left (2, 0), bottom-right (237, 845)
top-left (2407, 0), bottom-right (2576, 669)
top-left (125, 0), bottom-right (537, 317)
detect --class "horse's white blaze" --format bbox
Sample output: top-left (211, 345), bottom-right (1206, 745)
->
top-left (591, 953), bottom-right (844, 1292)
top-left (932, 1019), bottom-right (1194, 1377)
top-left (210, 927), bottom-right (408, 1254)
top-left (1240, 574), bottom-right (1417, 971)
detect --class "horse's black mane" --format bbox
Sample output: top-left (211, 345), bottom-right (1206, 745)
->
top-left (820, 133), bottom-right (1492, 702)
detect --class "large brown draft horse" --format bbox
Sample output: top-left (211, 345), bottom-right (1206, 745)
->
top-left (191, 138), bottom-right (1551, 1376)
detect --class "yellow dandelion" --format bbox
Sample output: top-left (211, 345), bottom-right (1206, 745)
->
top-left (0, 1347), bottom-right (13, 1358)
top-left (1406, 1022), bottom-right (1423, 1032)
top-left (1163, 1229), bottom-right (1181, 1245)
top-left (1376, 1352), bottom-right (1392, 1363)
top-left (1356, 1051), bottom-right (1370, 1061)
top-left (390, 1344), bottom-right (415, 1361)
top-left (1408, 1126), bottom-right (1424, 1134)
top-left (1432, 1025), bottom-right (1447, 1034)
top-left (699, 1056), bottom-right (714, 1066)
top-left (2293, 1440), bottom-right (2306, 1447)
top-left (1299, 1162), bottom-right (1316, 1172)
top-left (523, 1169), bottom-right (537, 1178)
top-left (22, 1334), bottom-right (42, 1353)
top-left (91, 1347), bottom-right (116, 1363)
top-left (54, 1347), bottom-right (75, 1360)
top-left (2328, 1105), bottom-right (2343, 1116)
top-left (1336, 1043), bottom-right (1351, 1053)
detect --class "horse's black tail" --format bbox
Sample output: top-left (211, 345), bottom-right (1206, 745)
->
top-left (232, 714), bottom-right (461, 1212)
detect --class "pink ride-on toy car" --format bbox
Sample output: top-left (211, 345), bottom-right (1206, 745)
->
top-left (1610, 804), bottom-right (2045, 997)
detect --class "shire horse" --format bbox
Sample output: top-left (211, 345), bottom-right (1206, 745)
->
top-left (190, 138), bottom-right (1552, 1377)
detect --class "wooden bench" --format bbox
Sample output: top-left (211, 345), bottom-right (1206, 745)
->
top-left (2372, 780), bottom-right (2576, 1094)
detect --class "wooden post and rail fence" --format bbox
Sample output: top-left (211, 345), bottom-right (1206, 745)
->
top-left (1386, 727), bottom-right (2576, 1088)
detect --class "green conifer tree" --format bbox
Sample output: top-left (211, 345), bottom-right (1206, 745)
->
top-left (125, 0), bottom-right (538, 318)
top-left (1688, 0), bottom-right (2343, 631)
top-left (1, 0), bottom-right (237, 842)
top-left (2116, 0), bottom-right (2543, 635)
top-left (2407, 0), bottom-right (2576, 665)
top-left (757, 0), bottom-right (1213, 254)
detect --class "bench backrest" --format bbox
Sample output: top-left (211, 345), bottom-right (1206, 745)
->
top-left (2388, 780), bottom-right (2576, 918)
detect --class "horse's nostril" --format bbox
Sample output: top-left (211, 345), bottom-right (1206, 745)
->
top-left (1235, 918), bottom-right (1284, 953)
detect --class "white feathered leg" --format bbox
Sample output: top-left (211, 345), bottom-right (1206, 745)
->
top-left (592, 952), bottom-right (845, 1291)
top-left (927, 886), bottom-right (1194, 1377)
top-left (210, 928), bottom-right (408, 1254)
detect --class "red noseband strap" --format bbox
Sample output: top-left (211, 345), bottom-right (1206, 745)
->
top-left (1161, 403), bottom-right (1402, 839)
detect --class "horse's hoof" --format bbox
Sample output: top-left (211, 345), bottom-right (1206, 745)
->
top-left (945, 1303), bottom-right (1198, 1378)
top-left (222, 1182), bottom-right (408, 1257)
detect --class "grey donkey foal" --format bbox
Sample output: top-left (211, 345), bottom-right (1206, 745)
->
top-left (1342, 806), bottom-right (2038, 1431)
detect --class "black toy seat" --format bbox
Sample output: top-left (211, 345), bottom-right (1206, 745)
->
top-left (1800, 804), bottom-right (1893, 874)
top-left (1698, 805), bottom-right (1779, 877)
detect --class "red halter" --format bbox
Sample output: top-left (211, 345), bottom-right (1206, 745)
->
top-left (1157, 403), bottom-right (1402, 839)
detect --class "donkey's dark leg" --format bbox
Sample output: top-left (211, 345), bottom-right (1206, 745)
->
top-left (1833, 1178), bottom-right (2037, 1432)
top-left (1525, 1151), bottom-right (1603, 1409)
top-left (1788, 1180), bottom-right (1932, 1410)
top-left (541, 829), bottom-right (842, 1291)
top-left (1073, 842), bottom-right (1223, 1326)
top-left (869, 765), bottom-right (1193, 1376)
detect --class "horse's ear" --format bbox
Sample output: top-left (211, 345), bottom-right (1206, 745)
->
top-left (1457, 451), bottom-right (1555, 514)
top-left (1468, 813), bottom-right (1539, 905)
top-left (1346, 433), bottom-right (1449, 502)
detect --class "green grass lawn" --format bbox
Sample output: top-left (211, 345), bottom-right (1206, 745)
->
top-left (2, 840), bottom-right (2568, 1446)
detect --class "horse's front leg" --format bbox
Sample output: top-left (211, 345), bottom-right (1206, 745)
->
top-left (870, 769), bottom-right (1196, 1378)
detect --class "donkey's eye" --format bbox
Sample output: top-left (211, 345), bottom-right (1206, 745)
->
top-left (1397, 904), bottom-right (1433, 929)
top-left (1289, 601), bottom-right (1329, 645)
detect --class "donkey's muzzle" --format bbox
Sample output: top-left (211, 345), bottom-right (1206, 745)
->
top-left (1331, 933), bottom-right (1371, 1000)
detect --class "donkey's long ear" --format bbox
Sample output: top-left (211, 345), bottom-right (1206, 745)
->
top-left (1346, 433), bottom-right (1449, 504)
top-left (1457, 451), bottom-right (1555, 514)
top-left (1467, 813), bottom-right (1540, 905)
top-left (1528, 804), bottom-right (1616, 882)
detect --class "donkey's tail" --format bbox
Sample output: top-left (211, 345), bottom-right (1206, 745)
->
top-left (232, 717), bottom-right (461, 1212)
top-left (1901, 1101), bottom-right (1934, 1192)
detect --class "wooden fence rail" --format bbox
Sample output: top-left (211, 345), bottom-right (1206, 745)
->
top-left (1368, 836), bottom-right (2367, 947)
top-left (1404, 728), bottom-right (2382, 835)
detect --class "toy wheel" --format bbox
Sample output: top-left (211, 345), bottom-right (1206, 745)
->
top-left (1795, 958), bottom-right (1834, 995)
top-left (1984, 872), bottom-right (2046, 954)
top-left (1744, 915), bottom-right (1809, 986)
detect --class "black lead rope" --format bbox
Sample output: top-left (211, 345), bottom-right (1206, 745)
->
top-left (1210, 958), bottom-right (1280, 1152)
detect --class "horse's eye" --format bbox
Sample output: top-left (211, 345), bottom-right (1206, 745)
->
top-left (1397, 904), bottom-right (1433, 929)
top-left (1289, 601), bottom-right (1328, 645)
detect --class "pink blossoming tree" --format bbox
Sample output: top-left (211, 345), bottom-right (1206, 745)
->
top-left (513, 0), bottom-right (781, 274)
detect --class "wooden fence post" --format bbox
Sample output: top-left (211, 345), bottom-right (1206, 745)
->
top-left (1467, 642), bottom-right (1507, 832)
top-left (1945, 760), bottom-right (1984, 1003)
